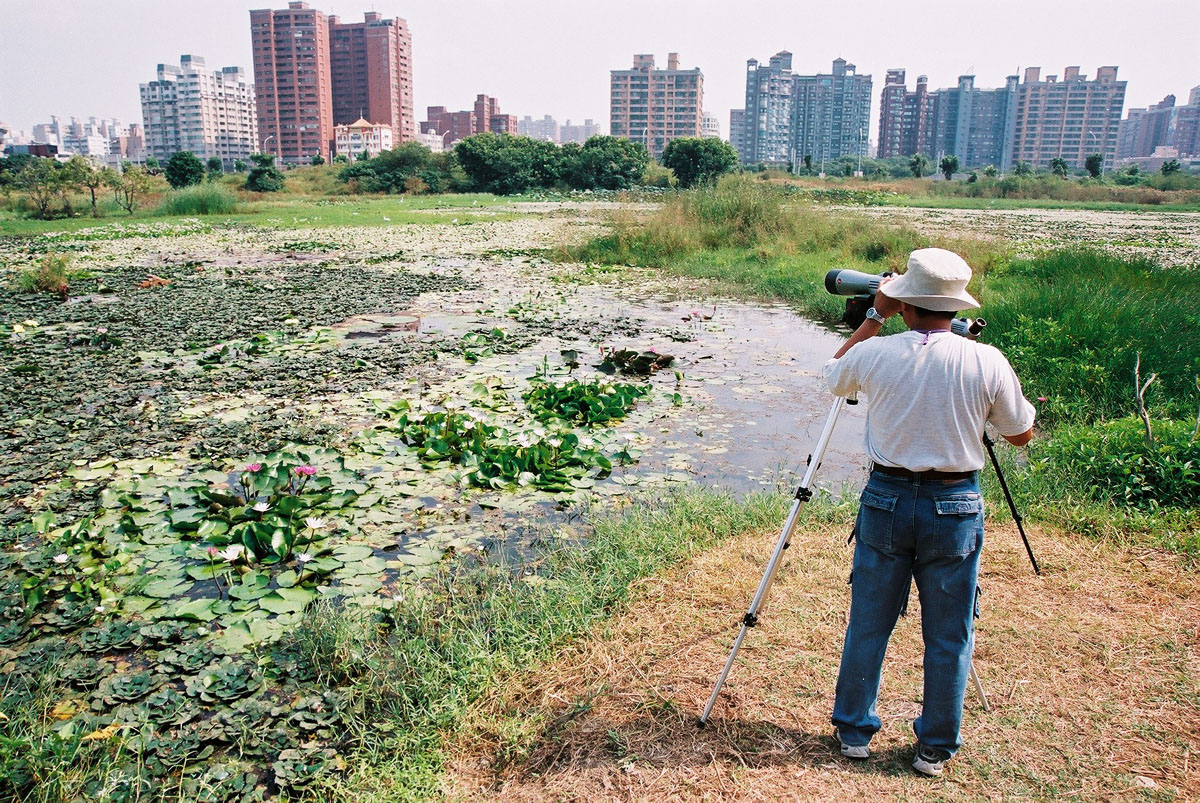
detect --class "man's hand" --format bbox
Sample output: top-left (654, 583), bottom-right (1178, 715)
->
top-left (874, 276), bottom-right (902, 319)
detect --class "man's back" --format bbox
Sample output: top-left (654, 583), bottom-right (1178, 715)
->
top-left (824, 330), bottom-right (1034, 472)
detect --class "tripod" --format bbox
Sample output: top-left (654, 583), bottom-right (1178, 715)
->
top-left (698, 394), bottom-right (1039, 726)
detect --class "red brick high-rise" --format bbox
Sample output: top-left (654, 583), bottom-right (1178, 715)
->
top-left (473, 94), bottom-right (517, 135)
top-left (329, 12), bottom-right (415, 143)
top-left (250, 2), bottom-right (334, 163)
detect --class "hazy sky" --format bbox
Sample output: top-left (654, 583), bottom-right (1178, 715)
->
top-left (2, 0), bottom-right (1198, 140)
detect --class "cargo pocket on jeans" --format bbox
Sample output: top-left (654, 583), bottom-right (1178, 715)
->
top-left (931, 493), bottom-right (983, 557)
top-left (856, 486), bottom-right (899, 552)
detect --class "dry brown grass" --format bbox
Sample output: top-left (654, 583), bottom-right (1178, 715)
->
top-left (446, 517), bottom-right (1200, 801)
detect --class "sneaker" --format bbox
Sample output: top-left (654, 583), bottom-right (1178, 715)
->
top-left (834, 728), bottom-right (869, 760)
top-left (912, 743), bottom-right (951, 776)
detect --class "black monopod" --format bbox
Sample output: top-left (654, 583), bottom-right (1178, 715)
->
top-left (697, 274), bottom-right (1038, 727)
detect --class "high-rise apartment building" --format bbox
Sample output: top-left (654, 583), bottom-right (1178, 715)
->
top-left (473, 95), bottom-right (517, 135)
top-left (1011, 66), bottom-right (1126, 169)
top-left (1117, 88), bottom-right (1200, 161)
top-left (140, 55), bottom-right (258, 168)
top-left (420, 94), bottom-right (516, 148)
top-left (924, 75), bottom-right (1019, 169)
top-left (736, 54), bottom-right (871, 167)
top-left (329, 11), bottom-right (415, 143)
top-left (250, 2), bottom-right (334, 163)
top-left (559, 119), bottom-right (600, 144)
top-left (610, 53), bottom-right (703, 160)
top-left (519, 115), bottom-right (560, 142)
top-left (877, 69), bottom-right (934, 159)
top-left (729, 109), bottom-right (746, 154)
top-left (701, 111), bottom-right (721, 139)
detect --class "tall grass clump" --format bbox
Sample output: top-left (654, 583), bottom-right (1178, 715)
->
top-left (155, 182), bottom-right (238, 216)
top-left (302, 488), bottom-right (790, 799)
top-left (980, 248), bottom-right (1200, 426)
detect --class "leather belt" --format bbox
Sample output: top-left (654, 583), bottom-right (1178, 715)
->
top-left (870, 463), bottom-right (976, 482)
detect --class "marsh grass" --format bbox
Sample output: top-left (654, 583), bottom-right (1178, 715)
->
top-left (303, 488), bottom-right (792, 800)
top-left (154, 183), bottom-right (239, 216)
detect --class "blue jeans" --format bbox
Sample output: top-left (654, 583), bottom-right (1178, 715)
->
top-left (831, 471), bottom-right (984, 756)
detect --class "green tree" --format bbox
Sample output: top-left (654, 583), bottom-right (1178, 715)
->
top-left (560, 135), bottom-right (649, 190)
top-left (939, 154), bottom-right (959, 180)
top-left (69, 156), bottom-right (116, 217)
top-left (1049, 157), bottom-right (1069, 178)
top-left (659, 137), bottom-right (738, 189)
top-left (205, 156), bottom-right (224, 179)
top-left (982, 165), bottom-right (998, 178)
top-left (233, 159), bottom-right (247, 173)
top-left (1084, 153), bottom-right (1104, 178)
top-left (454, 133), bottom-right (560, 194)
top-left (310, 152), bottom-right (325, 166)
top-left (908, 153), bottom-right (929, 178)
top-left (107, 165), bottom-right (152, 214)
top-left (164, 151), bottom-right (205, 188)
top-left (145, 156), bottom-right (160, 171)
top-left (1161, 158), bottom-right (1182, 175)
top-left (1013, 161), bottom-right (1033, 176)
top-left (17, 158), bottom-right (76, 218)
top-left (245, 153), bottom-right (285, 192)
top-left (803, 154), bottom-right (813, 174)
top-left (340, 141), bottom-right (434, 192)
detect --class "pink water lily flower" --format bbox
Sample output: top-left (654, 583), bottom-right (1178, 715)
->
top-left (293, 465), bottom-right (318, 477)
top-left (244, 463), bottom-right (263, 473)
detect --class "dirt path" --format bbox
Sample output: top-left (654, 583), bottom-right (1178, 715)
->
top-left (446, 517), bottom-right (1200, 801)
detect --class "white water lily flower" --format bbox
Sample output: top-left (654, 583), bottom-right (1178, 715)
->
top-left (252, 501), bottom-right (270, 513)
top-left (218, 544), bottom-right (245, 562)
top-left (23, 320), bottom-right (39, 328)
top-left (13, 324), bottom-right (24, 334)
top-left (95, 605), bottom-right (106, 614)
top-left (304, 517), bottom-right (326, 530)
top-left (52, 553), bottom-right (69, 564)
top-left (296, 552), bottom-right (313, 563)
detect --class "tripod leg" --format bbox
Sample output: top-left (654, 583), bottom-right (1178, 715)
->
top-left (698, 397), bottom-right (848, 727)
top-left (968, 662), bottom-right (990, 712)
top-left (983, 434), bottom-right (1041, 575)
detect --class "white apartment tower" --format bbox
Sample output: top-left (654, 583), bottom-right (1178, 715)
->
top-left (140, 55), bottom-right (259, 168)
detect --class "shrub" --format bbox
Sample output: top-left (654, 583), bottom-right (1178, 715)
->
top-left (1033, 418), bottom-right (1200, 509)
top-left (13, 254), bottom-right (71, 298)
top-left (245, 153), bottom-right (285, 192)
top-left (403, 175), bottom-right (430, 195)
top-left (660, 137), bottom-right (739, 188)
top-left (155, 183), bottom-right (238, 215)
top-left (164, 151), bottom-right (206, 189)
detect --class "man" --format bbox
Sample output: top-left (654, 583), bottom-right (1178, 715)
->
top-left (822, 248), bottom-right (1035, 777)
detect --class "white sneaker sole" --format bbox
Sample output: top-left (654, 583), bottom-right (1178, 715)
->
top-left (912, 756), bottom-right (945, 776)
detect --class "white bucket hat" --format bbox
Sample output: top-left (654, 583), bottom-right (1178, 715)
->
top-left (878, 248), bottom-right (980, 311)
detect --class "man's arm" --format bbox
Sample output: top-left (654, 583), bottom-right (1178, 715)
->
top-left (831, 278), bottom-right (901, 359)
top-left (1004, 429), bottom-right (1033, 447)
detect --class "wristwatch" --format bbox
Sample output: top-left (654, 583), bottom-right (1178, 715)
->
top-left (865, 307), bottom-right (886, 325)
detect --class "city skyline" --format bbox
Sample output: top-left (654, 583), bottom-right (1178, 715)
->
top-left (2, 0), bottom-right (1198, 146)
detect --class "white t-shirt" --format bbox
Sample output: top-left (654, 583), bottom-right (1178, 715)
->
top-left (823, 330), bottom-right (1036, 472)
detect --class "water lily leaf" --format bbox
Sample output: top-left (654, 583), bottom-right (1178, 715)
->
top-left (32, 511), bottom-right (57, 533)
top-left (258, 587), bottom-right (316, 615)
top-left (169, 598), bottom-right (220, 622)
top-left (186, 563), bottom-right (226, 581)
top-left (169, 507), bottom-right (207, 532)
top-left (196, 519), bottom-right (229, 540)
top-left (167, 487), bottom-right (200, 508)
top-left (332, 544), bottom-right (374, 562)
top-left (144, 577), bottom-right (195, 598)
top-left (275, 570), bottom-right (299, 588)
top-left (395, 544), bottom-right (442, 567)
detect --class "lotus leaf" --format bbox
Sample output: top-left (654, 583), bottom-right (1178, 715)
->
top-left (93, 670), bottom-right (162, 708)
top-left (186, 659), bottom-right (261, 704)
top-left (79, 621), bottom-right (143, 653)
top-left (239, 726), bottom-right (299, 760)
top-left (62, 656), bottom-right (114, 688)
top-left (272, 747), bottom-right (344, 790)
top-left (17, 638), bottom-right (72, 671)
top-left (0, 618), bottom-right (27, 646)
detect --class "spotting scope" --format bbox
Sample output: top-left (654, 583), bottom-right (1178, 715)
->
top-left (824, 268), bottom-right (985, 337)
